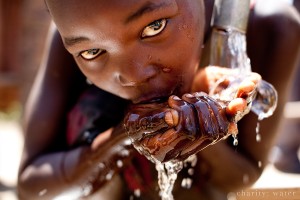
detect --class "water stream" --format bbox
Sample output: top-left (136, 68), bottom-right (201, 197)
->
top-left (130, 30), bottom-right (278, 200)
top-left (209, 29), bottom-right (278, 144)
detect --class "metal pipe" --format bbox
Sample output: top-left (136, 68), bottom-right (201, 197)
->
top-left (212, 0), bottom-right (251, 33)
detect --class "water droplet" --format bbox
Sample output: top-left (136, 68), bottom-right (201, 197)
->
top-left (163, 67), bottom-right (171, 73)
top-left (188, 168), bottom-right (194, 176)
top-left (243, 174), bottom-right (249, 184)
top-left (258, 161), bottom-right (262, 168)
top-left (98, 162), bottom-right (105, 169)
top-left (86, 79), bottom-right (93, 85)
top-left (187, 155), bottom-right (198, 167)
top-left (105, 170), bottom-right (114, 180)
top-left (251, 80), bottom-right (278, 120)
top-left (119, 149), bottom-right (130, 157)
top-left (256, 122), bottom-right (260, 132)
top-left (82, 184), bottom-right (93, 197)
top-left (232, 135), bottom-right (238, 146)
top-left (116, 160), bottom-right (123, 168)
top-left (181, 177), bottom-right (193, 189)
top-left (134, 189), bottom-right (141, 197)
top-left (255, 122), bottom-right (261, 142)
top-left (124, 138), bottom-right (132, 146)
top-left (256, 133), bottom-right (261, 142)
top-left (39, 189), bottom-right (47, 196)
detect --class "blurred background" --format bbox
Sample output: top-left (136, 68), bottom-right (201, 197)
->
top-left (0, 0), bottom-right (50, 199)
top-left (0, 0), bottom-right (299, 200)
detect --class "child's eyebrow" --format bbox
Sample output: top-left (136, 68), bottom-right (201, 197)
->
top-left (64, 36), bottom-right (89, 48)
top-left (125, 1), bottom-right (171, 24)
top-left (63, 1), bottom-right (172, 48)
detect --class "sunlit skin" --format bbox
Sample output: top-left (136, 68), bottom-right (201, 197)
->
top-left (48, 0), bottom-right (204, 104)
top-left (17, 0), bottom-right (300, 199)
top-left (47, 0), bottom-right (260, 163)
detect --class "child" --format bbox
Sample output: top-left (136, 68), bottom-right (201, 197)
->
top-left (17, 0), bottom-right (300, 199)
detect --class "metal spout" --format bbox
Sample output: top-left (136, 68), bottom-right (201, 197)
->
top-left (212, 0), bottom-right (251, 33)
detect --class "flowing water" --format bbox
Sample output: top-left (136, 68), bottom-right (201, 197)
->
top-left (129, 30), bottom-right (278, 200)
top-left (209, 29), bottom-right (278, 144)
top-left (154, 155), bottom-right (197, 200)
top-left (133, 142), bottom-right (198, 200)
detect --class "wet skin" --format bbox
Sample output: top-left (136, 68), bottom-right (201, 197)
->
top-left (124, 75), bottom-right (259, 162)
top-left (46, 0), bottom-right (258, 163)
top-left (47, 0), bottom-right (205, 103)
top-left (124, 92), bottom-right (231, 162)
top-left (19, 0), bottom-right (299, 199)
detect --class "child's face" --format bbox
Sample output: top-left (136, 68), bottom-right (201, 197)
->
top-left (46, 0), bottom-right (205, 103)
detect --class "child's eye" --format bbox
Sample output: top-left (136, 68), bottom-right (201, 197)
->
top-left (141, 18), bottom-right (167, 38)
top-left (80, 49), bottom-right (104, 60)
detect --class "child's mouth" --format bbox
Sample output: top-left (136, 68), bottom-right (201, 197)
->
top-left (136, 96), bottom-right (169, 104)
top-left (133, 82), bottom-right (182, 104)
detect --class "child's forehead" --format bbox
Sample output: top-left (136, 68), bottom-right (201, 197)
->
top-left (46, 0), bottom-right (180, 31)
top-left (46, 0), bottom-right (177, 14)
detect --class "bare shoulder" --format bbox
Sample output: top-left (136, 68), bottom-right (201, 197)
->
top-left (248, 0), bottom-right (300, 42)
top-left (247, 0), bottom-right (300, 74)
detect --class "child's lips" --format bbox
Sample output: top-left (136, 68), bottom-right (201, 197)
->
top-left (133, 90), bottom-right (174, 104)
top-left (132, 83), bottom-right (181, 104)
top-left (134, 95), bottom-right (169, 104)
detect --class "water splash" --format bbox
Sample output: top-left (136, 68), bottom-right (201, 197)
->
top-left (155, 160), bottom-right (182, 200)
top-left (153, 155), bottom-right (197, 200)
top-left (255, 122), bottom-right (261, 142)
top-left (232, 134), bottom-right (238, 146)
top-left (251, 80), bottom-right (278, 120)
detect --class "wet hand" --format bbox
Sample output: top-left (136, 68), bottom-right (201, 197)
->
top-left (192, 66), bottom-right (261, 95)
top-left (124, 68), bottom-right (260, 162)
top-left (193, 66), bottom-right (261, 120)
top-left (124, 93), bottom-right (234, 162)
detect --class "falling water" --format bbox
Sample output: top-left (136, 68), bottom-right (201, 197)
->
top-left (133, 142), bottom-right (198, 200)
top-left (154, 155), bottom-right (198, 200)
top-left (155, 160), bottom-right (182, 200)
top-left (209, 29), bottom-right (278, 144)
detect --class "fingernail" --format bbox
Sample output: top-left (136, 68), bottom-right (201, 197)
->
top-left (172, 96), bottom-right (181, 100)
top-left (165, 110), bottom-right (179, 126)
top-left (185, 94), bottom-right (193, 98)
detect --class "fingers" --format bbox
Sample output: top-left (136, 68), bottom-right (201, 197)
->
top-left (227, 72), bottom-right (261, 120)
top-left (164, 109), bottom-right (179, 127)
top-left (182, 93), bottom-right (216, 136)
top-left (248, 72), bottom-right (262, 85)
top-left (125, 93), bottom-right (234, 162)
top-left (171, 92), bottom-right (230, 140)
top-left (228, 122), bottom-right (238, 136)
top-left (124, 102), bottom-right (175, 141)
top-left (226, 98), bottom-right (247, 116)
top-left (236, 72), bottom-right (261, 96)
top-left (198, 94), bottom-right (230, 136)
top-left (168, 95), bottom-right (198, 139)
top-left (235, 80), bottom-right (256, 99)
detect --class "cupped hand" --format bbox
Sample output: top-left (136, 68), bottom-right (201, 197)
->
top-left (124, 67), bottom-right (261, 162)
top-left (123, 94), bottom-right (232, 163)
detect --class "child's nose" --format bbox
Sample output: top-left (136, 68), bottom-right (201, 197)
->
top-left (115, 43), bottom-right (159, 86)
top-left (117, 62), bottom-right (158, 86)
